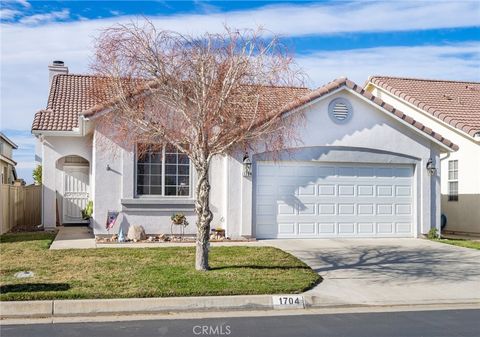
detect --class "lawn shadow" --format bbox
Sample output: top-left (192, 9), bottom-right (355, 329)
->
top-left (1, 283), bottom-right (70, 293)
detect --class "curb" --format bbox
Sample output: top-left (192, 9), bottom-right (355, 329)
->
top-left (1, 295), bottom-right (273, 318)
top-left (2, 295), bottom-right (479, 319)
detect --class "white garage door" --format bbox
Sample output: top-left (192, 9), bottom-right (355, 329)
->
top-left (255, 162), bottom-right (414, 238)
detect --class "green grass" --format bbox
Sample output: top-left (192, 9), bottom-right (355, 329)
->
top-left (433, 238), bottom-right (480, 250)
top-left (0, 232), bottom-right (320, 301)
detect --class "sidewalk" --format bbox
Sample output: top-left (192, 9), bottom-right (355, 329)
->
top-left (49, 226), bottom-right (96, 250)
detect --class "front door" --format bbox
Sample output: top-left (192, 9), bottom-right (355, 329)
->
top-left (63, 166), bottom-right (89, 223)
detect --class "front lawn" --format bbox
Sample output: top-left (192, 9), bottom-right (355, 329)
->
top-left (0, 232), bottom-right (320, 301)
top-left (433, 238), bottom-right (480, 250)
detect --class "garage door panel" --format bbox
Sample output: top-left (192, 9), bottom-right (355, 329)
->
top-left (297, 184), bottom-right (316, 196)
top-left (338, 223), bottom-right (355, 234)
top-left (395, 185), bottom-right (412, 196)
top-left (318, 223), bottom-right (335, 234)
top-left (318, 184), bottom-right (336, 196)
top-left (277, 203), bottom-right (295, 215)
top-left (338, 185), bottom-right (355, 196)
top-left (255, 162), bottom-right (414, 238)
top-left (318, 203), bottom-right (336, 215)
top-left (298, 223), bottom-right (316, 235)
top-left (358, 222), bottom-right (375, 234)
top-left (298, 203), bottom-right (316, 215)
top-left (377, 222), bottom-right (394, 234)
top-left (278, 223), bottom-right (295, 234)
top-left (357, 185), bottom-right (374, 196)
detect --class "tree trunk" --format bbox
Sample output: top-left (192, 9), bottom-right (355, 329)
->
top-left (195, 162), bottom-right (213, 271)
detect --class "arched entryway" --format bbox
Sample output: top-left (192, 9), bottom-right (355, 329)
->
top-left (56, 155), bottom-right (90, 224)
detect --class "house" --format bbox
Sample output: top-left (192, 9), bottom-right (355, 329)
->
top-left (365, 77), bottom-right (480, 235)
top-left (32, 61), bottom-right (458, 239)
top-left (0, 132), bottom-right (18, 185)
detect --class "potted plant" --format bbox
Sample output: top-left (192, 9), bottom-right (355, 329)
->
top-left (81, 201), bottom-right (93, 221)
top-left (171, 213), bottom-right (189, 237)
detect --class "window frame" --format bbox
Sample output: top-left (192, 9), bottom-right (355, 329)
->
top-left (447, 160), bottom-right (458, 202)
top-left (134, 143), bottom-right (193, 199)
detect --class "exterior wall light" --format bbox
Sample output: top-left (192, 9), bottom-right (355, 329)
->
top-left (243, 153), bottom-right (252, 177)
top-left (426, 158), bottom-right (436, 176)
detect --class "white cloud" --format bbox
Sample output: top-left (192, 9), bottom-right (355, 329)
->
top-left (297, 42), bottom-right (480, 87)
top-left (3, 0), bottom-right (30, 8)
top-left (19, 9), bottom-right (69, 25)
top-left (1, 1), bottom-right (479, 175)
top-left (0, 9), bottom-right (21, 20)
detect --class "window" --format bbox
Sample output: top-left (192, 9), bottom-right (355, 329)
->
top-left (448, 160), bottom-right (458, 201)
top-left (136, 144), bottom-right (190, 197)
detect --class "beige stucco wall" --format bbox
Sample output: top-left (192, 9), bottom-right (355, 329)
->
top-left (368, 84), bottom-right (480, 234)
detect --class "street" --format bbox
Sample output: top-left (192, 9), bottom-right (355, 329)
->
top-left (1, 309), bottom-right (479, 337)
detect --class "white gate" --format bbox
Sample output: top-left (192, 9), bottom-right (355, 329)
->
top-left (63, 166), bottom-right (89, 224)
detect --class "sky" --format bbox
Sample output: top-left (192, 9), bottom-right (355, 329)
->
top-left (1, 0), bottom-right (479, 184)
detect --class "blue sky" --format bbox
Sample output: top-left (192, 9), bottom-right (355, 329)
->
top-left (1, 0), bottom-right (479, 183)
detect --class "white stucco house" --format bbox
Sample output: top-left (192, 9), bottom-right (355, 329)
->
top-left (33, 61), bottom-right (458, 239)
top-left (0, 132), bottom-right (18, 185)
top-left (365, 77), bottom-right (480, 235)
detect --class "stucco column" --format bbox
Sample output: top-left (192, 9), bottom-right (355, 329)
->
top-left (240, 173), bottom-right (253, 237)
top-left (42, 141), bottom-right (57, 229)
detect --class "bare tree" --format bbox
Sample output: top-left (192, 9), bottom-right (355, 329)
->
top-left (89, 21), bottom-right (306, 271)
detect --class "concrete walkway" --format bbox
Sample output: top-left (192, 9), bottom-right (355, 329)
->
top-left (49, 226), bottom-right (96, 250)
top-left (266, 238), bottom-right (480, 307)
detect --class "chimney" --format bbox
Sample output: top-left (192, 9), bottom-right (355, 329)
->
top-left (48, 60), bottom-right (68, 85)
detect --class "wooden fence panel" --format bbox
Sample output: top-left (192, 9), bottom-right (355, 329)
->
top-left (0, 184), bottom-right (41, 234)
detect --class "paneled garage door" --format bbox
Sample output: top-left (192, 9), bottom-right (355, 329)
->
top-left (254, 162), bottom-right (414, 238)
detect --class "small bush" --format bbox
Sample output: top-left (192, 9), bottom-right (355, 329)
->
top-left (427, 228), bottom-right (439, 239)
top-left (32, 165), bottom-right (42, 185)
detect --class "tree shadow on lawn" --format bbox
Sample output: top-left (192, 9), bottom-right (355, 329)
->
top-left (1, 283), bottom-right (70, 293)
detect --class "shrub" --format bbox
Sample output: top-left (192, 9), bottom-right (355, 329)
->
top-left (427, 228), bottom-right (439, 239)
top-left (81, 201), bottom-right (93, 220)
top-left (32, 165), bottom-right (42, 185)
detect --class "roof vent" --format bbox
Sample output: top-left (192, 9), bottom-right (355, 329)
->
top-left (443, 94), bottom-right (453, 101)
top-left (328, 98), bottom-right (353, 124)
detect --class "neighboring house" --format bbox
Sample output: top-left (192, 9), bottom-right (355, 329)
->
top-left (33, 61), bottom-right (458, 239)
top-left (365, 77), bottom-right (480, 235)
top-left (0, 132), bottom-right (18, 185)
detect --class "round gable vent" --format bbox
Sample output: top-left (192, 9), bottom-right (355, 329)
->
top-left (328, 98), bottom-right (353, 124)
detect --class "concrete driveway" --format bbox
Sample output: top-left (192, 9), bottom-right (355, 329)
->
top-left (264, 239), bottom-right (480, 306)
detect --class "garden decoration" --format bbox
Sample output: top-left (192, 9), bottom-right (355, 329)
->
top-left (171, 213), bottom-right (189, 237)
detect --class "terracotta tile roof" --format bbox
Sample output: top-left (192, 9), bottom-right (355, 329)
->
top-left (31, 74), bottom-right (457, 151)
top-left (272, 77), bottom-right (458, 151)
top-left (32, 74), bottom-right (310, 131)
top-left (368, 76), bottom-right (480, 138)
top-left (32, 75), bottom-right (102, 131)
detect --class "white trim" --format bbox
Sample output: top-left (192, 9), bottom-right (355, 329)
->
top-left (366, 82), bottom-right (479, 144)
